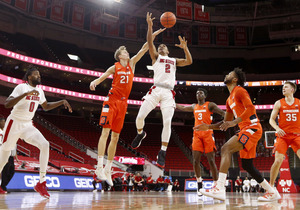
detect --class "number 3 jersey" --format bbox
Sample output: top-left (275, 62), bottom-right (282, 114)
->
top-left (109, 62), bottom-right (133, 100)
top-left (278, 98), bottom-right (300, 134)
top-left (9, 83), bottom-right (46, 121)
top-left (152, 55), bottom-right (176, 89)
top-left (194, 102), bottom-right (213, 131)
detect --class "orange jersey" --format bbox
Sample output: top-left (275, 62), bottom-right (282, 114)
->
top-left (226, 86), bottom-right (259, 130)
top-left (278, 98), bottom-right (300, 134)
top-left (109, 62), bottom-right (134, 99)
top-left (194, 102), bottom-right (213, 127)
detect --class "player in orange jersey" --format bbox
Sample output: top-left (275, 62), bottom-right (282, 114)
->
top-left (194, 68), bottom-right (277, 201)
top-left (89, 28), bottom-right (165, 186)
top-left (258, 81), bottom-right (299, 201)
top-left (176, 88), bottom-right (224, 196)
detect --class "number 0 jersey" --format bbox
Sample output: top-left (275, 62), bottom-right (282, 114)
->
top-left (9, 83), bottom-right (46, 121)
top-left (109, 62), bottom-right (134, 100)
top-left (278, 98), bottom-right (300, 134)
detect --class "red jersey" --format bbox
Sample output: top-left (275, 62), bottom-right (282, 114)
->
top-left (135, 176), bottom-right (142, 182)
top-left (156, 177), bottom-right (164, 183)
top-left (194, 102), bottom-right (213, 127)
top-left (278, 98), bottom-right (300, 134)
top-left (146, 177), bottom-right (154, 184)
top-left (165, 178), bottom-right (171, 184)
top-left (226, 86), bottom-right (259, 130)
top-left (109, 62), bottom-right (134, 100)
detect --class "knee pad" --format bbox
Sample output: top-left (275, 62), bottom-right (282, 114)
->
top-left (241, 158), bottom-right (264, 183)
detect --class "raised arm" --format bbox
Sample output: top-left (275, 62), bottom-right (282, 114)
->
top-left (176, 103), bottom-right (195, 112)
top-left (208, 102), bottom-right (225, 117)
top-left (146, 12), bottom-right (159, 63)
top-left (90, 65), bottom-right (115, 91)
top-left (175, 36), bottom-right (193, 67)
top-left (269, 100), bottom-right (285, 137)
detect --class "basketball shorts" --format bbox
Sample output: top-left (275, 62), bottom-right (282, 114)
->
top-left (142, 86), bottom-right (175, 109)
top-left (192, 131), bottom-right (216, 153)
top-left (274, 134), bottom-right (300, 155)
top-left (0, 115), bottom-right (46, 151)
top-left (99, 96), bottom-right (128, 134)
top-left (237, 123), bottom-right (262, 159)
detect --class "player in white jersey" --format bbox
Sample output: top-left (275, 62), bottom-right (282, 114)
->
top-left (0, 67), bottom-right (72, 198)
top-left (131, 12), bottom-right (193, 168)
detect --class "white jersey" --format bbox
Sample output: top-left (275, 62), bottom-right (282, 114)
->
top-left (243, 179), bottom-right (250, 186)
top-left (152, 55), bottom-right (177, 89)
top-left (250, 179), bottom-right (257, 186)
top-left (0, 128), bottom-right (3, 145)
top-left (9, 83), bottom-right (46, 121)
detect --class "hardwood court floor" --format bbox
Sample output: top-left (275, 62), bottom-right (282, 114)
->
top-left (0, 191), bottom-right (298, 209)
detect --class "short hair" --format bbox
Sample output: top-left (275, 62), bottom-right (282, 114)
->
top-left (233, 67), bottom-right (246, 87)
top-left (23, 66), bottom-right (39, 81)
top-left (197, 88), bottom-right (208, 97)
top-left (114, 46), bottom-right (126, 62)
top-left (285, 81), bottom-right (297, 93)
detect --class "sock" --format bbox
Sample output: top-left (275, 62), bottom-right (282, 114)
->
top-left (161, 146), bottom-right (167, 151)
top-left (196, 177), bottom-right (203, 183)
top-left (104, 160), bottom-right (113, 171)
top-left (260, 179), bottom-right (275, 193)
top-left (137, 130), bottom-right (143, 134)
top-left (97, 156), bottom-right (103, 169)
top-left (217, 172), bottom-right (227, 189)
top-left (40, 172), bottom-right (46, 183)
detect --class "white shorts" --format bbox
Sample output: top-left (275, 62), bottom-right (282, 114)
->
top-left (0, 115), bottom-right (46, 151)
top-left (142, 86), bottom-right (175, 109)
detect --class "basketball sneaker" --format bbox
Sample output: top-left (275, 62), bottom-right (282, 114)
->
top-left (0, 186), bottom-right (7, 194)
top-left (131, 131), bottom-right (147, 149)
top-left (95, 168), bottom-right (107, 181)
top-left (200, 186), bottom-right (226, 201)
top-left (34, 181), bottom-right (50, 199)
top-left (197, 182), bottom-right (203, 197)
top-left (104, 169), bottom-right (113, 186)
top-left (156, 150), bottom-right (166, 168)
top-left (93, 189), bottom-right (97, 193)
top-left (258, 187), bottom-right (281, 202)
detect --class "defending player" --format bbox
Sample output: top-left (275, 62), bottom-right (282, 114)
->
top-left (90, 28), bottom-right (165, 186)
top-left (195, 68), bottom-right (277, 201)
top-left (258, 81), bottom-right (299, 201)
top-left (176, 88), bottom-right (224, 196)
top-left (0, 67), bottom-right (72, 198)
top-left (131, 12), bottom-right (193, 168)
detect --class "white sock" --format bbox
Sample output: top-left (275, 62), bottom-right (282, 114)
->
top-left (104, 160), bottom-right (113, 171)
top-left (217, 172), bottom-right (227, 189)
top-left (137, 130), bottom-right (143, 134)
top-left (260, 179), bottom-right (275, 193)
top-left (196, 177), bottom-right (203, 183)
top-left (161, 146), bottom-right (167, 151)
top-left (40, 172), bottom-right (46, 183)
top-left (97, 156), bottom-right (103, 169)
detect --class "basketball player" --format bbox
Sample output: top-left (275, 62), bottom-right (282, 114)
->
top-left (258, 81), bottom-right (299, 201)
top-left (194, 68), bottom-right (277, 201)
top-left (90, 28), bottom-right (165, 186)
top-left (0, 67), bottom-right (72, 198)
top-left (131, 12), bottom-right (193, 168)
top-left (176, 88), bottom-right (224, 196)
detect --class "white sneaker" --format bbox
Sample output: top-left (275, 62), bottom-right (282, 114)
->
top-left (105, 169), bottom-right (113, 186)
top-left (200, 186), bottom-right (226, 201)
top-left (93, 189), bottom-right (97, 193)
top-left (95, 168), bottom-right (107, 181)
top-left (197, 189), bottom-right (203, 197)
top-left (258, 187), bottom-right (281, 202)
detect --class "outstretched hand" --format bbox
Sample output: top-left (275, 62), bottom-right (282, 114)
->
top-left (175, 36), bottom-right (188, 50)
top-left (152, 28), bottom-right (166, 38)
top-left (63, 100), bottom-right (73, 113)
top-left (146, 12), bottom-right (155, 27)
top-left (193, 123), bottom-right (209, 131)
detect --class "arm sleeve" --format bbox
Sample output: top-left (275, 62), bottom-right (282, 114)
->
top-left (235, 88), bottom-right (256, 121)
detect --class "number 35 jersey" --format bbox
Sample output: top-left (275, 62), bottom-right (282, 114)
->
top-left (110, 62), bottom-right (134, 100)
top-left (278, 98), bottom-right (300, 134)
top-left (9, 83), bottom-right (46, 121)
top-left (194, 102), bottom-right (213, 129)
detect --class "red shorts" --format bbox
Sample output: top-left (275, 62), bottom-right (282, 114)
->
top-left (237, 123), bottom-right (262, 159)
top-left (99, 96), bottom-right (128, 134)
top-left (192, 130), bottom-right (216, 154)
top-left (274, 134), bottom-right (300, 155)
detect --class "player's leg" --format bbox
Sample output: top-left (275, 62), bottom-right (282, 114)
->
top-left (22, 126), bottom-right (50, 198)
top-left (192, 150), bottom-right (203, 196)
top-left (269, 151), bottom-right (285, 186)
top-left (204, 133), bottom-right (218, 183)
top-left (206, 151), bottom-right (218, 182)
top-left (132, 99), bottom-right (157, 149)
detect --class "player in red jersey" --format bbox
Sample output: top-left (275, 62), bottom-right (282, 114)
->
top-left (259, 81), bottom-right (299, 201)
top-left (176, 88), bottom-right (224, 196)
top-left (89, 28), bottom-right (164, 186)
top-left (194, 68), bottom-right (277, 201)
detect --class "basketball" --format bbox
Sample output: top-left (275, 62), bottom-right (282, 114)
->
top-left (160, 12), bottom-right (176, 28)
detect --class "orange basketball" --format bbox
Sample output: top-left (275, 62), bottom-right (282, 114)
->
top-left (160, 12), bottom-right (176, 28)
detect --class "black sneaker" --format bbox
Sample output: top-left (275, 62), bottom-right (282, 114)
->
top-left (131, 131), bottom-right (147, 149)
top-left (197, 182), bottom-right (203, 196)
top-left (156, 150), bottom-right (166, 168)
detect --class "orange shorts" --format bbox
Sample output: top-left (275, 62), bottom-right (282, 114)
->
top-left (274, 134), bottom-right (300, 155)
top-left (99, 96), bottom-right (128, 134)
top-left (237, 123), bottom-right (262, 159)
top-left (192, 131), bottom-right (216, 154)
